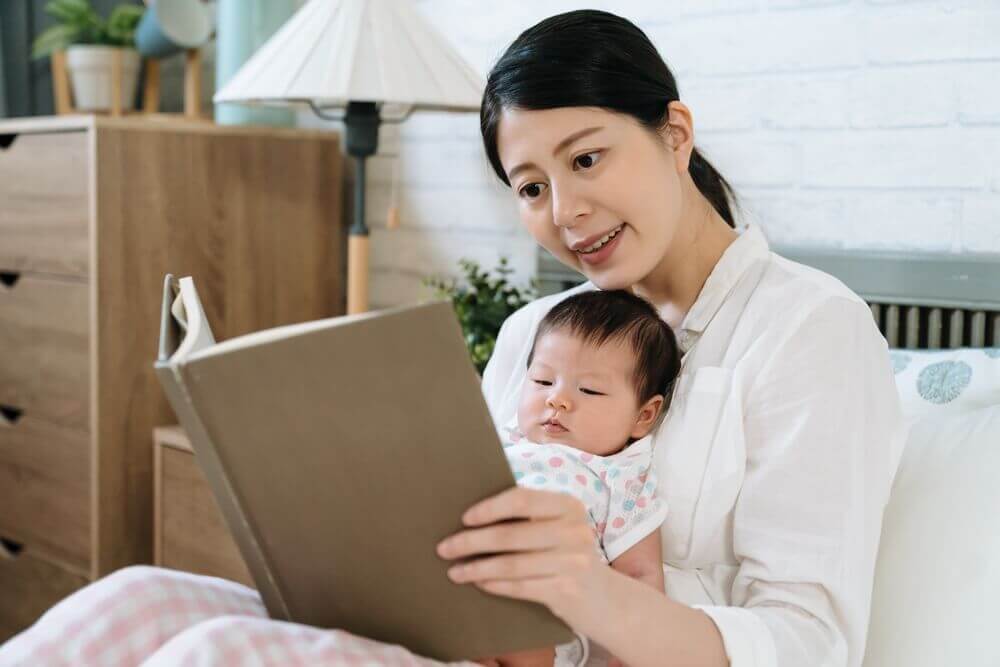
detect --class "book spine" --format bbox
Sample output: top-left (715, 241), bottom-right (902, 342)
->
top-left (154, 361), bottom-right (291, 620)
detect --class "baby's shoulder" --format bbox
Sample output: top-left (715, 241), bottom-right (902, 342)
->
top-left (597, 439), bottom-right (657, 487)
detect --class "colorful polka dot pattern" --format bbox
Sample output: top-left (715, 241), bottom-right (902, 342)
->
top-left (502, 425), bottom-right (668, 562)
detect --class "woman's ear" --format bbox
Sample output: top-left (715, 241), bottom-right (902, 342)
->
top-left (660, 101), bottom-right (695, 174)
top-left (630, 394), bottom-right (665, 439)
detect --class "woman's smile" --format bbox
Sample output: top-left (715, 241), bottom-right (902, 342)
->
top-left (575, 223), bottom-right (626, 266)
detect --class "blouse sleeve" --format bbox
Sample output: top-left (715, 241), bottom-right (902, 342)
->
top-left (694, 297), bottom-right (902, 667)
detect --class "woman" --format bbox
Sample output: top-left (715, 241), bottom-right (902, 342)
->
top-left (0, 10), bottom-right (903, 667)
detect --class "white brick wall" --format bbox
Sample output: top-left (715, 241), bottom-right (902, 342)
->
top-left (307, 0), bottom-right (1000, 308)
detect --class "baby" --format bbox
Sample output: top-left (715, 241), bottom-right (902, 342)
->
top-left (479, 289), bottom-right (682, 667)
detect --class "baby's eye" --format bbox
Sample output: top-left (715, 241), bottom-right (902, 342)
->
top-left (518, 182), bottom-right (547, 200)
top-left (573, 151), bottom-right (601, 171)
top-left (580, 387), bottom-right (604, 396)
top-left (532, 379), bottom-right (552, 386)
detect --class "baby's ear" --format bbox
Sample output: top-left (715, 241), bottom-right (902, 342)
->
top-left (631, 395), bottom-right (665, 439)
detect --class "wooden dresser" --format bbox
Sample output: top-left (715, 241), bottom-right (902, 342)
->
top-left (0, 115), bottom-right (343, 640)
top-left (153, 425), bottom-right (253, 588)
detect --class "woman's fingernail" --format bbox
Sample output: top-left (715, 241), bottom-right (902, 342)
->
top-left (437, 540), bottom-right (451, 557)
top-left (448, 565), bottom-right (465, 581)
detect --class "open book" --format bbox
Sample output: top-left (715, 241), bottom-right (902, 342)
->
top-left (153, 275), bottom-right (574, 661)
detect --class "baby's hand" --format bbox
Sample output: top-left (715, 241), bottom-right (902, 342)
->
top-left (474, 646), bottom-right (556, 666)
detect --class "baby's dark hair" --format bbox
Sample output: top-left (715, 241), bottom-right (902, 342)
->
top-left (526, 290), bottom-right (681, 407)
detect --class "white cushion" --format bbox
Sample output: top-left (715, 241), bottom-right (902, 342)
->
top-left (863, 404), bottom-right (1000, 667)
top-left (890, 348), bottom-right (1000, 420)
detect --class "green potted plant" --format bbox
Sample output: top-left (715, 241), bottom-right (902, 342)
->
top-left (425, 257), bottom-right (538, 375)
top-left (31, 0), bottom-right (145, 112)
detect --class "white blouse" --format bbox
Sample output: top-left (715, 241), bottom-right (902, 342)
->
top-left (481, 225), bottom-right (905, 667)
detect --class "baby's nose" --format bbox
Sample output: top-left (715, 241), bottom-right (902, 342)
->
top-left (546, 391), bottom-right (571, 410)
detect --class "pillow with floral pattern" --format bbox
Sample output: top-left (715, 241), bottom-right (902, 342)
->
top-left (889, 347), bottom-right (1000, 421)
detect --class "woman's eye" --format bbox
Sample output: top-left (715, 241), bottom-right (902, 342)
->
top-left (518, 183), bottom-right (547, 200)
top-left (573, 151), bottom-right (601, 171)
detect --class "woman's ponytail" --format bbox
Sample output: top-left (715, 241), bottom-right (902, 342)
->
top-left (689, 147), bottom-right (738, 229)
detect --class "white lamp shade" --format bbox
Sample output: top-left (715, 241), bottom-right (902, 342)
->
top-left (213, 0), bottom-right (484, 112)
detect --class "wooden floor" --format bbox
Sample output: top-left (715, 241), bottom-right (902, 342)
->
top-left (0, 544), bottom-right (88, 643)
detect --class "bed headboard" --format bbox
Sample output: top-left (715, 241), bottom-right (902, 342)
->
top-left (536, 246), bottom-right (1000, 350)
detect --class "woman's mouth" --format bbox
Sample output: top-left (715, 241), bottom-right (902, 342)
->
top-left (574, 224), bottom-right (624, 266)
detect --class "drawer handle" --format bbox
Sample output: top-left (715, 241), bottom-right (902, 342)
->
top-left (0, 271), bottom-right (20, 288)
top-left (0, 134), bottom-right (16, 150)
top-left (0, 405), bottom-right (23, 424)
top-left (0, 536), bottom-right (24, 557)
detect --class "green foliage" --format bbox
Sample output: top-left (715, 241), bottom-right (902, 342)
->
top-left (106, 5), bottom-right (145, 44)
top-left (425, 257), bottom-right (538, 375)
top-left (32, 0), bottom-right (145, 59)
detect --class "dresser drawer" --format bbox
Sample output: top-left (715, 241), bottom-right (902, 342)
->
top-left (0, 131), bottom-right (89, 277)
top-left (0, 414), bottom-right (90, 573)
top-left (0, 547), bottom-right (89, 643)
top-left (0, 274), bottom-right (89, 430)
top-left (154, 426), bottom-right (254, 588)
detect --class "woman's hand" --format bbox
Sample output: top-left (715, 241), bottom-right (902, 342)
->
top-left (435, 486), bottom-right (614, 633)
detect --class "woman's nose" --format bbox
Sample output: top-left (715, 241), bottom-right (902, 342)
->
top-left (551, 181), bottom-right (592, 228)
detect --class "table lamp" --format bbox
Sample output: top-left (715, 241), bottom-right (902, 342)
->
top-left (213, 0), bottom-right (484, 314)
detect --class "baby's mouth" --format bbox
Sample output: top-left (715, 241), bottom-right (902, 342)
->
top-left (542, 419), bottom-right (568, 433)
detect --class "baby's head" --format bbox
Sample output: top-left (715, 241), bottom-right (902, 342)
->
top-left (516, 290), bottom-right (681, 456)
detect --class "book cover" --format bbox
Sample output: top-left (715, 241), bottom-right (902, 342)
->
top-left (153, 275), bottom-right (574, 661)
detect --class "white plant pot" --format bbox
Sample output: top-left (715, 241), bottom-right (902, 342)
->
top-left (65, 45), bottom-right (141, 112)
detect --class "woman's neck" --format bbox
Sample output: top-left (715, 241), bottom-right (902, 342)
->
top-left (632, 186), bottom-right (738, 330)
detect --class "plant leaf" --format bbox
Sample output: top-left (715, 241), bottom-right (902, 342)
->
top-left (31, 24), bottom-right (81, 59)
top-left (106, 5), bottom-right (144, 46)
top-left (424, 256), bottom-right (536, 375)
top-left (44, 0), bottom-right (100, 31)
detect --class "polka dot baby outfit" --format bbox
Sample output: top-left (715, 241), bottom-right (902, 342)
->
top-left (501, 419), bottom-right (668, 563)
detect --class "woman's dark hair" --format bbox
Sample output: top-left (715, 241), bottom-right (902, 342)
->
top-left (480, 9), bottom-right (738, 228)
top-left (527, 290), bottom-right (682, 408)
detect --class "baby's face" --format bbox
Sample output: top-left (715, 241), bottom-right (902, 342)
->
top-left (517, 329), bottom-right (654, 456)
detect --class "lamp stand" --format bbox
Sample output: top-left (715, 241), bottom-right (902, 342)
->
top-left (344, 101), bottom-right (380, 314)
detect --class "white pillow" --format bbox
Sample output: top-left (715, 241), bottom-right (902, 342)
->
top-left (863, 404), bottom-right (1000, 667)
top-left (889, 347), bottom-right (1000, 420)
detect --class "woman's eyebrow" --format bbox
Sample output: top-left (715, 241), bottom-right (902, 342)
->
top-left (507, 126), bottom-right (605, 181)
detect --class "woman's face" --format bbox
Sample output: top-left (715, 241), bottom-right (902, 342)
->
top-left (495, 105), bottom-right (691, 290)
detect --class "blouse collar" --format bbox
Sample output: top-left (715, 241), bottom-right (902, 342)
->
top-left (674, 224), bottom-right (770, 353)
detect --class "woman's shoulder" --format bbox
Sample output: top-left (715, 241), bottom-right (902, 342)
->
top-left (763, 251), bottom-right (866, 308)
top-left (700, 245), bottom-right (889, 384)
top-left (733, 250), bottom-right (889, 375)
top-left (752, 250), bottom-right (875, 333)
